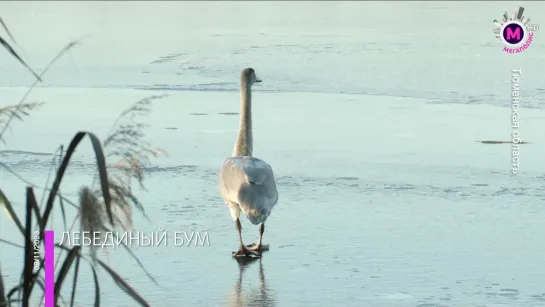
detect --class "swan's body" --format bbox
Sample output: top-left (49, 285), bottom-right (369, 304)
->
top-left (220, 156), bottom-right (278, 225)
top-left (219, 68), bottom-right (278, 257)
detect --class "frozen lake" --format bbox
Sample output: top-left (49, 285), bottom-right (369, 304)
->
top-left (1, 2), bottom-right (545, 307)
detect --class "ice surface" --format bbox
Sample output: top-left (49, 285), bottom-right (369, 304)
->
top-left (1, 2), bottom-right (545, 307)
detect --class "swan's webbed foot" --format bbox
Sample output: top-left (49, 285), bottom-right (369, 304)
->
top-left (232, 245), bottom-right (261, 258)
top-left (244, 223), bottom-right (268, 253)
top-left (246, 243), bottom-right (269, 253)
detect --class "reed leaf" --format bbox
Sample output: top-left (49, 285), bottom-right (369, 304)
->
top-left (0, 188), bottom-right (24, 237)
top-left (0, 162), bottom-right (80, 216)
top-left (41, 131), bottom-right (113, 243)
top-left (29, 195), bottom-right (43, 232)
top-left (6, 283), bottom-right (19, 303)
top-left (0, 17), bottom-right (16, 44)
top-left (58, 189), bottom-right (68, 230)
top-left (102, 226), bottom-right (157, 285)
top-left (6, 275), bottom-right (48, 305)
top-left (96, 259), bottom-right (150, 307)
top-left (90, 261), bottom-right (100, 307)
top-left (0, 35), bottom-right (41, 81)
top-left (54, 246), bottom-right (81, 305)
top-left (22, 188), bottom-right (35, 306)
top-left (0, 238), bottom-right (24, 248)
top-left (54, 243), bottom-right (100, 307)
top-left (0, 38), bottom-right (82, 141)
top-left (0, 161), bottom-right (40, 188)
top-left (69, 255), bottom-right (81, 307)
top-left (38, 145), bottom-right (68, 231)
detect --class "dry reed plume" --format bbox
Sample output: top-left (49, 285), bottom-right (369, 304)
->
top-left (79, 94), bottom-right (167, 262)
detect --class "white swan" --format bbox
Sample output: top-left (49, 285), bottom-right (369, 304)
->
top-left (219, 68), bottom-right (279, 257)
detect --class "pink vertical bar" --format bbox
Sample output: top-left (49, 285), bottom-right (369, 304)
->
top-left (44, 230), bottom-right (54, 307)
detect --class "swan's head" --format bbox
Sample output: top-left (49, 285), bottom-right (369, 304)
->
top-left (241, 68), bottom-right (261, 88)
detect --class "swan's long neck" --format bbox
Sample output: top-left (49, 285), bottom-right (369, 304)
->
top-left (233, 84), bottom-right (253, 157)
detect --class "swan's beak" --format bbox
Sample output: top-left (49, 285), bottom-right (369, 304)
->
top-left (256, 78), bottom-right (262, 83)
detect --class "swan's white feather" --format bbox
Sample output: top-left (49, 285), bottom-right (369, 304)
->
top-left (219, 156), bottom-right (278, 225)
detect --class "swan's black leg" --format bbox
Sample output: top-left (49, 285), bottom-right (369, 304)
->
top-left (247, 222), bottom-right (269, 252)
top-left (233, 218), bottom-right (260, 257)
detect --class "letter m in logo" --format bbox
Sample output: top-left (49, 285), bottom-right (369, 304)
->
top-left (506, 27), bottom-right (521, 40)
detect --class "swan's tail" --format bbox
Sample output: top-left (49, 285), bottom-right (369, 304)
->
top-left (243, 207), bottom-right (270, 225)
top-left (237, 182), bottom-right (274, 225)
